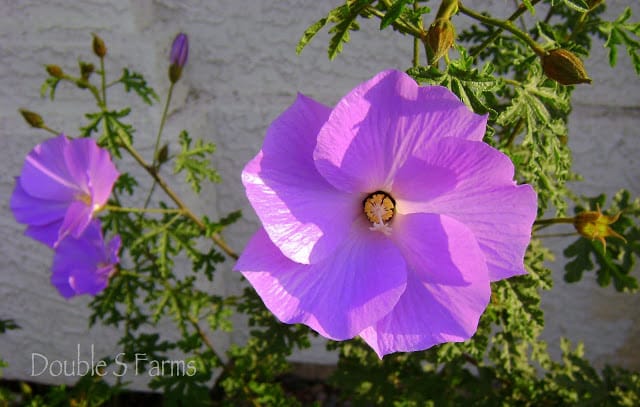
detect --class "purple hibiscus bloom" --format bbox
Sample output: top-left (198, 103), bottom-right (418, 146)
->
top-left (10, 134), bottom-right (119, 248)
top-left (235, 70), bottom-right (537, 357)
top-left (51, 220), bottom-right (121, 298)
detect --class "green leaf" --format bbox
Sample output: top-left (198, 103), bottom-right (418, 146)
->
top-left (40, 77), bottom-right (61, 100)
top-left (561, 0), bottom-right (590, 13)
top-left (118, 68), bottom-right (159, 105)
top-left (327, 1), bottom-right (372, 60)
top-left (599, 7), bottom-right (640, 75)
top-left (408, 49), bottom-right (500, 117)
top-left (380, 0), bottom-right (412, 30)
top-left (174, 130), bottom-right (220, 193)
top-left (0, 319), bottom-right (19, 334)
top-left (296, 17), bottom-right (328, 55)
top-left (523, 0), bottom-right (536, 15)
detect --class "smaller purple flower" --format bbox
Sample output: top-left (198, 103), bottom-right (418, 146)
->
top-left (10, 134), bottom-right (119, 248)
top-left (51, 220), bottom-right (121, 299)
top-left (169, 32), bottom-right (188, 83)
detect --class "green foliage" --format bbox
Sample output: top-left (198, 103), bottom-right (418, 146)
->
top-left (118, 68), bottom-right (159, 105)
top-left (564, 190), bottom-right (640, 291)
top-left (174, 131), bottom-right (221, 194)
top-left (600, 7), bottom-right (640, 75)
top-left (0, 319), bottom-right (19, 377)
top-left (408, 48), bottom-right (500, 117)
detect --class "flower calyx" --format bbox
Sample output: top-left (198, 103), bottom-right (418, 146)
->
top-left (541, 49), bottom-right (592, 86)
top-left (573, 205), bottom-right (626, 251)
top-left (426, 18), bottom-right (455, 65)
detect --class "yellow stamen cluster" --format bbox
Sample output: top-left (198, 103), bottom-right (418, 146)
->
top-left (363, 191), bottom-right (395, 234)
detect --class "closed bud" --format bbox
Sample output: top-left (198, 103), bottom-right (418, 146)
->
top-left (92, 33), bottom-right (107, 58)
top-left (79, 61), bottom-right (95, 80)
top-left (426, 19), bottom-right (455, 64)
top-left (19, 109), bottom-right (45, 128)
top-left (157, 143), bottom-right (169, 165)
top-left (574, 205), bottom-right (626, 251)
top-left (541, 49), bottom-right (591, 85)
top-left (169, 33), bottom-right (189, 83)
top-left (46, 65), bottom-right (64, 79)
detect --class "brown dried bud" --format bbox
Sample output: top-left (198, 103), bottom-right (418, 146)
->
top-left (92, 33), bottom-right (107, 58)
top-left (79, 61), bottom-right (95, 80)
top-left (157, 143), bottom-right (169, 165)
top-left (574, 205), bottom-right (626, 251)
top-left (426, 18), bottom-right (455, 64)
top-left (19, 109), bottom-right (45, 128)
top-left (541, 49), bottom-right (591, 85)
top-left (46, 64), bottom-right (64, 78)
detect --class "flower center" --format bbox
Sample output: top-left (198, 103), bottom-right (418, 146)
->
top-left (363, 191), bottom-right (395, 235)
top-left (76, 192), bottom-right (101, 212)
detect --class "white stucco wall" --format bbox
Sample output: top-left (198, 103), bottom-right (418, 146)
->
top-left (1, 0), bottom-right (639, 388)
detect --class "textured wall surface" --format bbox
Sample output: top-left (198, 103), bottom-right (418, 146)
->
top-left (1, 0), bottom-right (639, 387)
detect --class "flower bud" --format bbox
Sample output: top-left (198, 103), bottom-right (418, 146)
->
top-left (541, 49), bottom-right (591, 85)
top-left (157, 143), bottom-right (169, 165)
top-left (426, 18), bottom-right (455, 64)
top-left (574, 205), bottom-right (626, 251)
top-left (19, 109), bottom-right (45, 129)
top-left (79, 61), bottom-right (95, 80)
top-left (46, 65), bottom-right (64, 79)
top-left (92, 33), bottom-right (107, 58)
top-left (169, 33), bottom-right (189, 83)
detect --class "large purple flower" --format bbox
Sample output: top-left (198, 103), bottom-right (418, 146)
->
top-left (51, 220), bottom-right (121, 298)
top-left (10, 134), bottom-right (119, 248)
top-left (236, 70), bottom-right (537, 357)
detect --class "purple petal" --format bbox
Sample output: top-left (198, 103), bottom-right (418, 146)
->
top-left (25, 221), bottom-right (63, 248)
top-left (50, 271), bottom-right (76, 299)
top-left (360, 267), bottom-right (491, 358)
top-left (10, 179), bottom-right (67, 225)
top-left (243, 94), bottom-right (356, 264)
top-left (51, 220), bottom-right (118, 298)
top-left (170, 33), bottom-right (189, 67)
top-left (389, 213), bottom-right (483, 286)
top-left (313, 70), bottom-right (487, 193)
top-left (390, 156), bottom-right (457, 204)
top-left (64, 137), bottom-right (119, 206)
top-left (399, 137), bottom-right (537, 281)
top-left (236, 227), bottom-right (408, 340)
top-left (19, 135), bottom-right (80, 201)
top-left (68, 264), bottom-right (112, 296)
top-left (58, 200), bottom-right (94, 244)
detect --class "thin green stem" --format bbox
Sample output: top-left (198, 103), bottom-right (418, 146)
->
top-left (41, 125), bottom-right (60, 136)
top-left (100, 57), bottom-right (107, 106)
top-left (503, 117), bottom-right (524, 148)
top-left (144, 82), bottom-right (175, 208)
top-left (533, 217), bottom-right (575, 226)
top-left (468, 0), bottom-right (542, 59)
top-left (152, 82), bottom-right (174, 166)
top-left (365, 5), bottom-right (424, 38)
top-left (459, 2), bottom-right (545, 56)
top-left (533, 232), bottom-right (580, 239)
top-left (413, 1), bottom-right (421, 68)
top-left (104, 205), bottom-right (184, 215)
